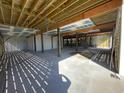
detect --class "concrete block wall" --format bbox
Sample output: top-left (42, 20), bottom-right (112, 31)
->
top-left (27, 36), bottom-right (34, 51)
top-left (26, 34), bottom-right (58, 51)
top-left (4, 37), bottom-right (26, 52)
top-left (36, 35), bottom-right (42, 51)
top-left (0, 34), bottom-right (4, 57)
top-left (53, 36), bottom-right (57, 49)
top-left (43, 34), bottom-right (52, 50)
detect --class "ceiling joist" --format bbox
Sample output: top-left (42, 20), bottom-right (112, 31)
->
top-left (0, 0), bottom-right (5, 24)
top-left (32, 0), bottom-right (81, 28)
top-left (21, 0), bottom-right (40, 26)
top-left (0, 0), bottom-right (122, 36)
top-left (16, 0), bottom-right (29, 26)
top-left (54, 0), bottom-right (110, 23)
top-left (30, 0), bottom-right (68, 28)
top-left (26, 0), bottom-right (57, 27)
top-left (10, 0), bottom-right (14, 24)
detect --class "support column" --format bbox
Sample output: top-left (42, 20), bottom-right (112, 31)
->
top-left (63, 38), bottom-right (64, 47)
top-left (41, 34), bottom-right (44, 53)
top-left (119, 6), bottom-right (124, 76)
top-left (57, 28), bottom-right (61, 57)
top-left (70, 38), bottom-right (73, 47)
top-left (33, 35), bottom-right (36, 52)
top-left (75, 32), bottom-right (78, 51)
top-left (110, 27), bottom-right (115, 69)
top-left (61, 35), bottom-right (63, 49)
top-left (0, 33), bottom-right (4, 58)
top-left (89, 36), bottom-right (92, 46)
top-left (67, 38), bottom-right (69, 46)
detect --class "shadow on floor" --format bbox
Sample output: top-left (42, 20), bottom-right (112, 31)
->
top-left (1, 51), bottom-right (71, 93)
top-left (33, 49), bottom-right (72, 93)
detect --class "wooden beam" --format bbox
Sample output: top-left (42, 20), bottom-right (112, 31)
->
top-left (26, 0), bottom-right (57, 27)
top-left (0, 0), bottom-right (5, 24)
top-left (39, 0), bottom-right (107, 30)
top-left (62, 22), bottom-right (115, 36)
top-left (50, 0), bottom-right (79, 19)
top-left (87, 32), bottom-right (112, 36)
top-left (57, 0), bottom-right (122, 28)
top-left (10, 0), bottom-right (14, 24)
top-left (55, 0), bottom-right (109, 26)
top-left (34, 34), bottom-right (36, 52)
top-left (0, 2), bottom-right (35, 17)
top-left (30, 0), bottom-right (68, 28)
top-left (57, 28), bottom-right (61, 57)
top-left (75, 32), bottom-right (78, 51)
top-left (34, 0), bottom-right (80, 29)
top-left (16, 0), bottom-right (29, 26)
top-left (22, 0), bottom-right (40, 26)
top-left (41, 34), bottom-right (44, 52)
top-left (84, 0), bottom-right (122, 18)
top-left (37, 0), bottom-right (111, 32)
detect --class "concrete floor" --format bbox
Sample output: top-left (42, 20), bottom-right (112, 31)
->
top-left (2, 48), bottom-right (124, 93)
top-left (36, 48), bottom-right (124, 93)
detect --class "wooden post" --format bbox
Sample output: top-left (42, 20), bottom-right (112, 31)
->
top-left (63, 37), bottom-right (64, 47)
top-left (89, 36), bottom-right (92, 46)
top-left (67, 38), bottom-right (69, 46)
top-left (34, 34), bottom-right (36, 52)
top-left (110, 27), bottom-right (115, 70)
top-left (61, 34), bottom-right (63, 49)
top-left (120, 6), bottom-right (124, 76)
top-left (70, 38), bottom-right (73, 47)
top-left (76, 32), bottom-right (78, 51)
top-left (57, 28), bottom-right (61, 57)
top-left (41, 34), bottom-right (44, 53)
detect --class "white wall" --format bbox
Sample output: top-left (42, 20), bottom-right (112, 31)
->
top-left (43, 34), bottom-right (52, 50)
top-left (5, 37), bottom-right (26, 52)
top-left (53, 36), bottom-right (57, 49)
top-left (26, 34), bottom-right (61, 51)
top-left (27, 36), bottom-right (34, 51)
top-left (36, 35), bottom-right (42, 51)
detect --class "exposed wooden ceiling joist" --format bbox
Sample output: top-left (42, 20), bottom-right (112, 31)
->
top-left (16, 0), bottom-right (29, 26)
top-left (21, 0), bottom-right (40, 26)
top-left (56, 0), bottom-right (121, 30)
top-left (10, 0), bottom-right (14, 24)
top-left (54, 0), bottom-right (110, 25)
top-left (36, 0), bottom-right (110, 31)
top-left (26, 0), bottom-right (57, 27)
top-left (33, 0), bottom-right (90, 29)
top-left (0, 0), bottom-right (5, 24)
top-left (30, 0), bottom-right (69, 28)
top-left (0, 0), bottom-right (122, 36)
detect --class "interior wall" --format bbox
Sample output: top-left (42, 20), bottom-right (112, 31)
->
top-left (0, 33), bottom-right (4, 57)
top-left (4, 37), bottom-right (26, 52)
top-left (43, 34), bottom-right (52, 50)
top-left (27, 36), bottom-right (34, 51)
top-left (36, 35), bottom-right (42, 51)
top-left (53, 36), bottom-right (57, 49)
top-left (26, 34), bottom-right (60, 51)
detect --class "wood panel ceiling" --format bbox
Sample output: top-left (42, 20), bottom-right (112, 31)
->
top-left (0, 0), bottom-right (111, 32)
